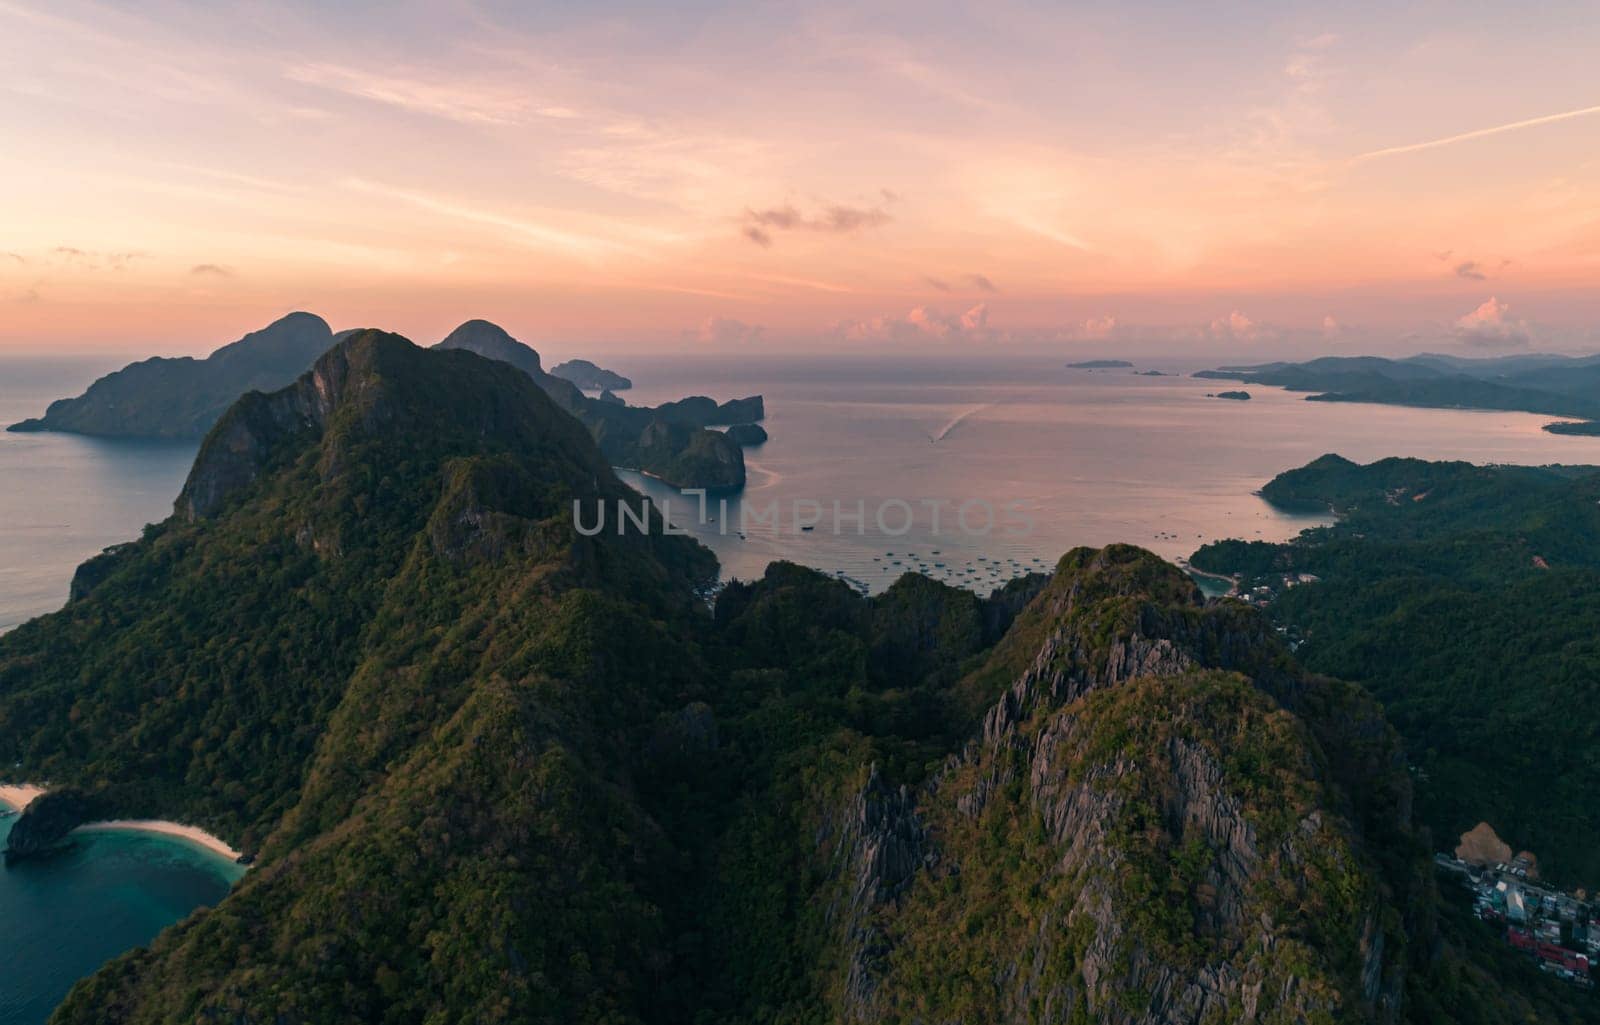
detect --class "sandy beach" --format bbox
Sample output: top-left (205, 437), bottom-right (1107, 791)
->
top-left (72, 820), bottom-right (244, 862)
top-left (0, 783), bottom-right (46, 811)
top-left (1, 783), bottom-right (244, 863)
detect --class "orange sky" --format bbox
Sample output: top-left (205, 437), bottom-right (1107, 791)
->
top-left (2, 1), bottom-right (1597, 356)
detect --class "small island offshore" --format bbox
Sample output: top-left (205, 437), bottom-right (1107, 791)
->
top-left (9, 314), bottom-right (763, 494)
top-left (1210, 390), bottom-right (1252, 400)
top-left (550, 358), bottom-right (632, 392)
top-left (1196, 352), bottom-right (1600, 434)
top-left (1066, 358), bottom-right (1134, 368)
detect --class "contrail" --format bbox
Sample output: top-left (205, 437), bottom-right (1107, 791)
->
top-left (1351, 103), bottom-right (1600, 163)
top-left (930, 404), bottom-right (991, 443)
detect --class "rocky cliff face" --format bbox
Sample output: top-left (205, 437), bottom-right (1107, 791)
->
top-left (3, 788), bottom-right (109, 860)
top-left (823, 764), bottom-right (931, 1020)
top-left (176, 334), bottom-right (356, 520)
top-left (810, 546), bottom-right (1414, 1025)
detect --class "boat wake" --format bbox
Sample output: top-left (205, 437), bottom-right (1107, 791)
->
top-left (744, 459), bottom-right (784, 489)
top-left (930, 404), bottom-right (992, 443)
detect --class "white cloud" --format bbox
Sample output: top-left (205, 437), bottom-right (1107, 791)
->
top-left (1077, 314), bottom-right (1119, 340)
top-left (839, 303), bottom-right (992, 343)
top-left (1452, 297), bottom-right (1532, 349)
top-left (1207, 310), bottom-right (1263, 342)
top-left (284, 63), bottom-right (564, 126)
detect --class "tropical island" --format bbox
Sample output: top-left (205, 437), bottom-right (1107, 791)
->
top-left (1196, 353), bottom-right (1600, 434)
top-left (0, 333), bottom-right (1590, 1023)
top-left (433, 319), bottom-right (760, 492)
top-left (9, 313), bottom-right (761, 494)
top-left (550, 357), bottom-right (633, 392)
top-left (1210, 389), bottom-right (1251, 400)
top-left (724, 423), bottom-right (768, 446)
top-left (6, 312), bottom-right (334, 439)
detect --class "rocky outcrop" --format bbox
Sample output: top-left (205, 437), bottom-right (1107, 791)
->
top-left (636, 419), bottom-right (746, 492)
top-left (550, 358), bottom-right (632, 392)
top-left (176, 334), bottom-right (358, 520)
top-left (69, 542), bottom-right (136, 600)
top-left (817, 547), bottom-right (1413, 1025)
top-left (3, 788), bottom-right (109, 860)
top-left (826, 764), bottom-right (930, 1021)
top-left (724, 423), bottom-right (768, 446)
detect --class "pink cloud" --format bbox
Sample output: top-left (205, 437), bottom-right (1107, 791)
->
top-left (1077, 314), bottom-right (1119, 340)
top-left (839, 302), bottom-right (991, 342)
top-left (1452, 296), bottom-right (1531, 348)
top-left (690, 315), bottom-right (764, 345)
top-left (1208, 310), bottom-right (1260, 341)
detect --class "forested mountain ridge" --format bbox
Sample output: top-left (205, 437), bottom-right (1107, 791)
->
top-left (689, 546), bottom-right (1430, 1024)
top-left (433, 318), bottom-right (756, 491)
top-left (1, 330), bottom-right (715, 858)
top-left (1, 341), bottom-right (1591, 1022)
top-left (7, 311), bottom-right (758, 491)
top-left (1192, 455), bottom-right (1600, 885)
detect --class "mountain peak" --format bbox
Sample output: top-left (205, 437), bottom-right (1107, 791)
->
top-left (176, 328), bottom-right (607, 521)
top-left (434, 319), bottom-right (543, 377)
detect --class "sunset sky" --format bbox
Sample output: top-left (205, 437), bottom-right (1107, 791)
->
top-left (2, 0), bottom-right (1598, 356)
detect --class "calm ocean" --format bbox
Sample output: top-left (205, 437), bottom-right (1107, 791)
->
top-left (607, 352), bottom-right (1600, 592)
top-left (0, 357), bottom-right (195, 635)
top-left (7, 350), bottom-right (1600, 625)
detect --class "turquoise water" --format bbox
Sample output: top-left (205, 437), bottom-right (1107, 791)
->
top-left (0, 814), bottom-right (242, 1025)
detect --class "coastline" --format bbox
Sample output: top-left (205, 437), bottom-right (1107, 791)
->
top-left (1, 782), bottom-right (245, 864)
top-left (0, 782), bottom-right (46, 811)
top-left (72, 820), bottom-right (244, 863)
top-left (1175, 559), bottom-right (1238, 592)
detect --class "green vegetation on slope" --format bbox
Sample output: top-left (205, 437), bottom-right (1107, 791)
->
top-left (3, 343), bottom-right (1589, 1024)
top-left (433, 318), bottom-right (755, 492)
top-left (1193, 454), bottom-right (1600, 887)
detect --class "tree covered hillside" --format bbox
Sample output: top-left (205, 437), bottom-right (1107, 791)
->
top-left (1193, 454), bottom-right (1600, 885)
top-left (0, 349), bottom-right (1591, 1023)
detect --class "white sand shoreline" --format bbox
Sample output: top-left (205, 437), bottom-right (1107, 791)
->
top-left (0, 782), bottom-right (46, 811)
top-left (72, 820), bottom-right (244, 863)
top-left (1, 782), bottom-right (245, 864)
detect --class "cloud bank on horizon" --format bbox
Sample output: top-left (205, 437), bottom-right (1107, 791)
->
top-left (0, 0), bottom-right (1597, 355)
